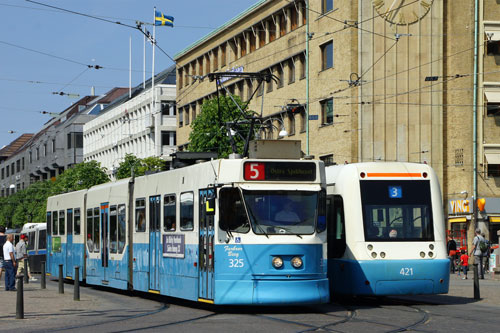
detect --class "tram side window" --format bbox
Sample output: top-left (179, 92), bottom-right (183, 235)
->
top-left (47, 212), bottom-right (51, 235)
top-left (135, 198), bottom-right (146, 232)
top-left (67, 209), bottom-right (73, 235)
top-left (52, 211), bottom-right (58, 235)
top-left (327, 195), bottom-right (346, 258)
top-left (180, 192), bottom-right (194, 231)
top-left (86, 208), bottom-right (93, 252)
top-left (39, 230), bottom-right (46, 250)
top-left (219, 188), bottom-right (250, 233)
top-left (28, 231), bottom-right (35, 250)
top-left (118, 204), bottom-right (126, 253)
top-left (74, 208), bottom-right (81, 235)
top-left (163, 194), bottom-right (176, 232)
top-left (58, 210), bottom-right (65, 235)
top-left (93, 207), bottom-right (100, 252)
top-left (109, 206), bottom-right (118, 254)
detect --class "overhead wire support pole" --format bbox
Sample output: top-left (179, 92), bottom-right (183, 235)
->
top-left (306, 0), bottom-right (310, 156)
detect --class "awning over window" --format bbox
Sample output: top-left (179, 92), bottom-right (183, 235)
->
top-left (484, 91), bottom-right (500, 103)
top-left (449, 217), bottom-right (467, 223)
top-left (485, 153), bottom-right (500, 165)
top-left (490, 216), bottom-right (500, 223)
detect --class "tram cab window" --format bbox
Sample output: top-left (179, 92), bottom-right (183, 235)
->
top-left (86, 208), bottom-right (93, 252)
top-left (180, 192), bottom-right (194, 231)
top-left (58, 210), bottom-right (65, 235)
top-left (118, 204), bottom-right (126, 253)
top-left (219, 187), bottom-right (250, 233)
top-left (39, 229), bottom-right (46, 250)
top-left (46, 212), bottom-right (51, 235)
top-left (27, 231), bottom-right (35, 251)
top-left (93, 207), bottom-right (100, 252)
top-left (74, 208), bottom-right (81, 235)
top-left (163, 194), bottom-right (176, 232)
top-left (109, 206), bottom-right (118, 254)
top-left (135, 198), bottom-right (146, 232)
top-left (52, 211), bottom-right (58, 235)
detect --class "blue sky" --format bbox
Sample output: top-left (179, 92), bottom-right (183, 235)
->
top-left (0, 0), bottom-right (257, 148)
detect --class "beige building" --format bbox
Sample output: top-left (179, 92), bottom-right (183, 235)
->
top-left (174, 0), bottom-right (500, 245)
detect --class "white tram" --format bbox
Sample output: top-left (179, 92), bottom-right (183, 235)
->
top-left (325, 162), bottom-right (450, 296)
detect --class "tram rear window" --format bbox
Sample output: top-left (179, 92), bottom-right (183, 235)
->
top-left (360, 180), bottom-right (434, 242)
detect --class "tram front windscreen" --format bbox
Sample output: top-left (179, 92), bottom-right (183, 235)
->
top-left (360, 180), bottom-right (434, 242)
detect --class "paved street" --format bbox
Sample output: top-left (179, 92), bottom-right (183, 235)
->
top-left (1, 272), bottom-right (500, 332)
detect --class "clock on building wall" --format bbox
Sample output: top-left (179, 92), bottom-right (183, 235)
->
top-left (372, 0), bottom-right (434, 25)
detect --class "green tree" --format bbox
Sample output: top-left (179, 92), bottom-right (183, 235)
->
top-left (115, 154), bottom-right (166, 179)
top-left (12, 180), bottom-right (52, 225)
top-left (52, 160), bottom-right (110, 194)
top-left (188, 95), bottom-right (255, 158)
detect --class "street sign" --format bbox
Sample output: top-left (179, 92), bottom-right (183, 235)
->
top-left (308, 115), bottom-right (318, 120)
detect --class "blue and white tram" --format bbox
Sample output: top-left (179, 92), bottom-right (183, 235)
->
top-left (46, 157), bottom-right (329, 305)
top-left (325, 162), bottom-right (449, 296)
top-left (20, 222), bottom-right (47, 273)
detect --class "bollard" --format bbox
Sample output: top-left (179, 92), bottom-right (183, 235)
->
top-left (16, 274), bottom-right (24, 319)
top-left (58, 264), bottom-right (64, 294)
top-left (41, 261), bottom-right (46, 289)
top-left (473, 263), bottom-right (480, 300)
top-left (74, 266), bottom-right (80, 301)
top-left (24, 258), bottom-right (29, 284)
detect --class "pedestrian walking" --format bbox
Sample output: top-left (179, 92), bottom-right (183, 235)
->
top-left (0, 225), bottom-right (6, 285)
top-left (447, 238), bottom-right (457, 273)
top-left (15, 234), bottom-right (28, 277)
top-left (470, 228), bottom-right (486, 279)
top-left (482, 233), bottom-right (491, 274)
top-left (2, 233), bottom-right (17, 291)
top-left (459, 249), bottom-right (469, 279)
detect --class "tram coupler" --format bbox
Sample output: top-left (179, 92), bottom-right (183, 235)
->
top-left (58, 264), bottom-right (64, 294)
top-left (16, 274), bottom-right (24, 319)
top-left (74, 266), bottom-right (80, 301)
top-left (41, 261), bottom-right (46, 289)
top-left (24, 258), bottom-right (29, 284)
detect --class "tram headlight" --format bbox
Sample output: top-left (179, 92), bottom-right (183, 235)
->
top-left (420, 251), bottom-right (426, 258)
top-left (367, 244), bottom-right (373, 251)
top-left (380, 252), bottom-right (386, 258)
top-left (371, 252), bottom-right (377, 258)
top-left (428, 251), bottom-right (434, 258)
top-left (272, 256), bottom-right (283, 269)
top-left (291, 257), bottom-right (303, 268)
top-left (429, 244), bottom-right (434, 250)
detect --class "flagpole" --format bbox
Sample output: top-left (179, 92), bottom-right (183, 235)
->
top-left (152, 7), bottom-right (156, 116)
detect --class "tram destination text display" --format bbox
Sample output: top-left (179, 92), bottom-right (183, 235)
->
top-left (244, 162), bottom-right (316, 181)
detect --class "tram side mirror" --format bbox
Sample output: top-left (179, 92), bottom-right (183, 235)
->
top-left (206, 198), bottom-right (216, 216)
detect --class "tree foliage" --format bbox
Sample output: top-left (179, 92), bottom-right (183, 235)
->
top-left (188, 95), bottom-right (255, 158)
top-left (115, 154), bottom-right (166, 180)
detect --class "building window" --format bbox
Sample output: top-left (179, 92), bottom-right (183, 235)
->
top-left (299, 53), bottom-right (306, 79)
top-left (185, 106), bottom-right (190, 125)
top-left (43, 143), bottom-right (47, 156)
top-left (487, 40), bottom-right (500, 55)
top-left (322, 0), bottom-right (334, 14)
top-left (16, 160), bottom-right (20, 173)
top-left (487, 102), bottom-right (500, 116)
top-left (240, 35), bottom-right (246, 58)
top-left (267, 69), bottom-right (273, 93)
top-left (36, 147), bottom-right (40, 160)
top-left (198, 57), bottom-right (203, 76)
top-left (269, 19), bottom-right (276, 42)
top-left (1, 168), bottom-right (3, 179)
top-left (221, 44), bottom-right (226, 67)
top-left (29, 151), bottom-right (32, 163)
top-left (291, 7), bottom-right (298, 30)
top-left (22, 157), bottom-right (24, 170)
top-left (488, 163), bottom-right (500, 177)
top-left (321, 41), bottom-right (334, 70)
top-left (279, 14), bottom-right (286, 37)
top-left (249, 32), bottom-right (256, 52)
top-left (320, 154), bottom-right (335, 166)
top-left (302, 1), bottom-right (307, 25)
top-left (178, 68), bottom-right (183, 88)
top-left (52, 139), bottom-right (56, 153)
top-left (321, 98), bottom-right (334, 125)
top-left (205, 54), bottom-right (211, 73)
top-left (184, 66), bottom-right (189, 87)
top-left (288, 59), bottom-right (295, 84)
top-left (75, 133), bottom-right (83, 148)
top-left (288, 113), bottom-right (295, 135)
top-left (192, 105), bottom-right (196, 122)
top-left (161, 131), bottom-right (176, 146)
top-left (300, 109), bottom-right (306, 133)
top-left (277, 65), bottom-right (284, 88)
top-left (259, 25), bottom-right (266, 48)
top-left (179, 108), bottom-right (184, 127)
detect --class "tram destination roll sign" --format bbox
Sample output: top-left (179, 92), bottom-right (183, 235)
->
top-left (244, 162), bottom-right (316, 181)
top-left (163, 234), bottom-right (185, 258)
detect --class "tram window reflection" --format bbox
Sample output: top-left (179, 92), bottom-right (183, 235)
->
top-left (163, 194), bottom-right (176, 232)
top-left (219, 187), bottom-right (250, 233)
top-left (180, 192), bottom-right (194, 231)
top-left (59, 210), bottom-right (65, 235)
top-left (135, 198), bottom-right (146, 232)
top-left (109, 206), bottom-right (118, 254)
top-left (52, 211), bottom-right (58, 235)
top-left (74, 208), bottom-right (81, 235)
top-left (93, 207), bottom-right (100, 252)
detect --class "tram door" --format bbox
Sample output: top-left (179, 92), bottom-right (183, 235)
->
top-left (65, 209), bottom-right (73, 278)
top-left (198, 189), bottom-right (215, 301)
top-left (149, 195), bottom-right (161, 291)
top-left (100, 203), bottom-right (109, 281)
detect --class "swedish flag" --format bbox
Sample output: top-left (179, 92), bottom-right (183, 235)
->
top-left (155, 10), bottom-right (174, 27)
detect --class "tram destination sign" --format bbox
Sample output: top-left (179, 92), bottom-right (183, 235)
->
top-left (244, 161), bottom-right (316, 181)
